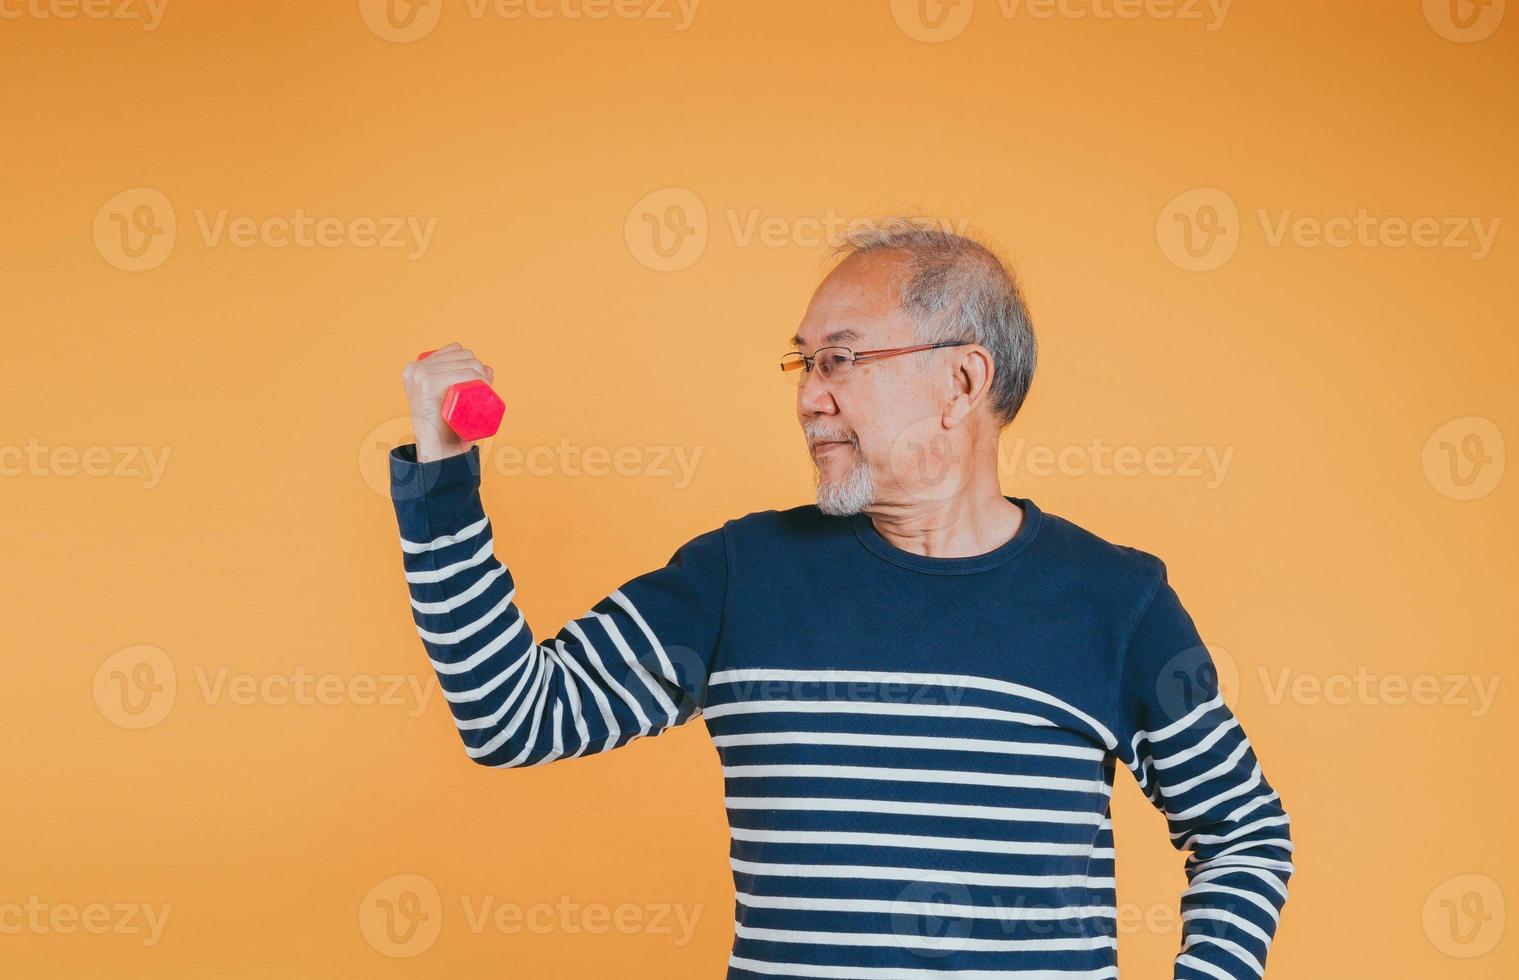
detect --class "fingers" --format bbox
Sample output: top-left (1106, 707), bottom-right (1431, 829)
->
top-left (421, 341), bottom-right (467, 360)
top-left (432, 365), bottom-right (492, 386)
top-left (401, 342), bottom-right (499, 458)
top-left (408, 343), bottom-right (492, 385)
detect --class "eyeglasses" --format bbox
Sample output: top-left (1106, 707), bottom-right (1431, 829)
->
top-left (779, 340), bottom-right (973, 385)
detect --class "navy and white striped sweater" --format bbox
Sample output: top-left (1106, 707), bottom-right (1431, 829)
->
top-left (390, 445), bottom-right (1293, 979)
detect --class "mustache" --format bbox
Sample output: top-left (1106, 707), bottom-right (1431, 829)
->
top-left (805, 425), bottom-right (857, 449)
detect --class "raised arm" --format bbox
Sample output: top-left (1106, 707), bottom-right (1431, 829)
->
top-left (1115, 566), bottom-right (1295, 980)
top-left (390, 444), bottom-right (728, 766)
top-left (388, 344), bottom-right (728, 767)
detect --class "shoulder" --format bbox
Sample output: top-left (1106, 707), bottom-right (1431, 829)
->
top-left (1025, 501), bottom-right (1170, 607)
top-left (695, 502), bottom-right (856, 570)
top-left (718, 501), bottom-right (847, 545)
top-left (724, 502), bottom-right (834, 535)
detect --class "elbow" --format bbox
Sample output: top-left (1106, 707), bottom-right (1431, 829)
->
top-left (454, 727), bottom-right (534, 769)
top-left (462, 739), bottom-right (534, 769)
top-left (467, 748), bottom-right (503, 769)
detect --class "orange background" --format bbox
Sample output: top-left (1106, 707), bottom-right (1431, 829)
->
top-left (2, 0), bottom-right (1515, 976)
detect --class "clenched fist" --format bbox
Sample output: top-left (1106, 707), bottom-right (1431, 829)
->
top-left (402, 342), bottom-right (497, 464)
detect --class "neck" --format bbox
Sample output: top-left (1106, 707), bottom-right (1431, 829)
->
top-left (864, 463), bottom-right (1023, 559)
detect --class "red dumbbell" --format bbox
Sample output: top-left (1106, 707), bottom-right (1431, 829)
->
top-left (416, 348), bottom-right (505, 442)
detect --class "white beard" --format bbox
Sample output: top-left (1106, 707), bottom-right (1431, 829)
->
top-left (815, 452), bottom-right (876, 516)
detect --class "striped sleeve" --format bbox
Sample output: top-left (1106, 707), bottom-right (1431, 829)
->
top-left (1115, 567), bottom-right (1294, 980)
top-left (389, 443), bottom-right (728, 768)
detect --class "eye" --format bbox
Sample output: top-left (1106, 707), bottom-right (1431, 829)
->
top-left (818, 350), bottom-right (850, 376)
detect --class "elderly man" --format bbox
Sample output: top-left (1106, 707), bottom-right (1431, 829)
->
top-left (388, 219), bottom-right (1293, 979)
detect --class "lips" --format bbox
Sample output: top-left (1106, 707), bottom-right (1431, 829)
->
top-left (811, 439), bottom-right (851, 456)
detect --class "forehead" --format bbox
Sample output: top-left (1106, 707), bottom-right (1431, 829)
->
top-left (791, 251), bottom-right (916, 349)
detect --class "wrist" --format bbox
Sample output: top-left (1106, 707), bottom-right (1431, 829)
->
top-left (416, 443), bottom-right (469, 465)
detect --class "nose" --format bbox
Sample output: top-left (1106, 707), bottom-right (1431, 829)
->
top-left (796, 365), bottom-right (838, 419)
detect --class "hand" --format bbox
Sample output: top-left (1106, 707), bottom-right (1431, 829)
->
top-left (402, 342), bottom-right (497, 463)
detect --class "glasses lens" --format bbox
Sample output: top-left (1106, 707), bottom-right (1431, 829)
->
top-left (816, 348), bottom-right (851, 381)
top-left (780, 353), bottom-right (806, 382)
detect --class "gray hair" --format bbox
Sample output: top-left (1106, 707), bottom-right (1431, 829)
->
top-left (831, 217), bottom-right (1036, 426)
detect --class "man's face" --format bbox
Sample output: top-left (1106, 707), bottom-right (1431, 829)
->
top-left (791, 251), bottom-right (943, 516)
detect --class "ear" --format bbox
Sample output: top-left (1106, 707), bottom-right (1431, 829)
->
top-left (942, 344), bottom-right (995, 429)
